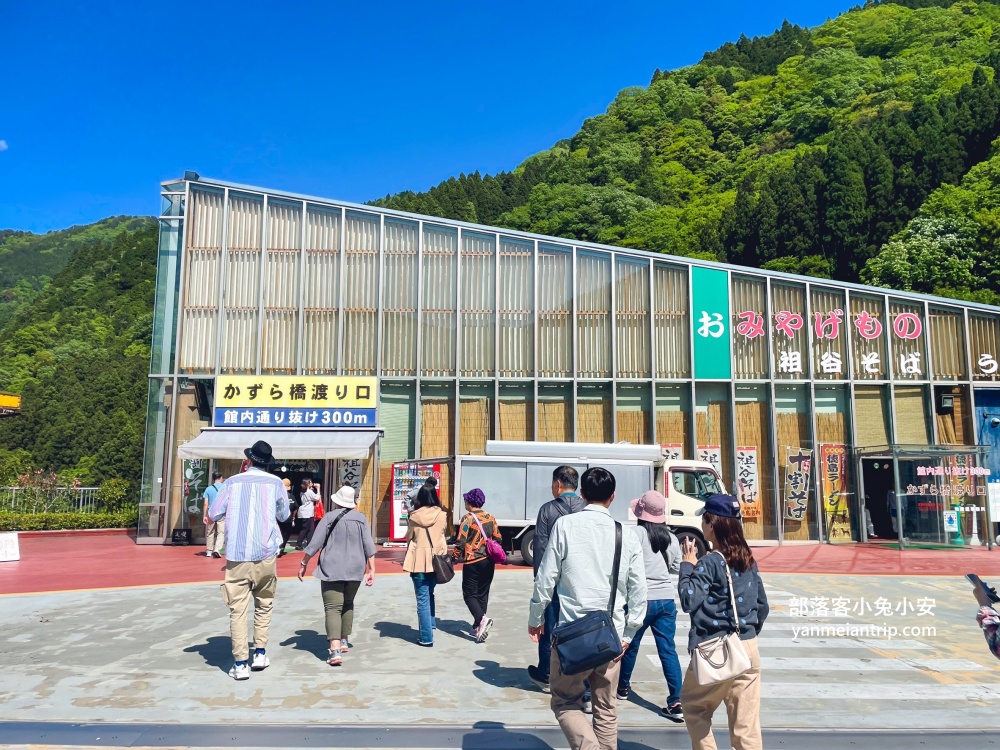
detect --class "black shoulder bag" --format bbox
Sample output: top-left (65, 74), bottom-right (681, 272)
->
top-left (551, 521), bottom-right (623, 676)
top-left (316, 509), bottom-right (351, 577)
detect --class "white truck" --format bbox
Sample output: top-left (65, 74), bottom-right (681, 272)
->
top-left (452, 440), bottom-right (726, 566)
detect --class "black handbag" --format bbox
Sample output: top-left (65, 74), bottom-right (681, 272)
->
top-left (551, 521), bottom-right (624, 676)
top-left (424, 526), bottom-right (455, 584)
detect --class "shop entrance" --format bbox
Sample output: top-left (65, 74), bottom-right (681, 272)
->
top-left (860, 458), bottom-right (896, 540)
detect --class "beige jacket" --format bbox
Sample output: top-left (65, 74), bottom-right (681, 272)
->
top-left (403, 506), bottom-right (448, 573)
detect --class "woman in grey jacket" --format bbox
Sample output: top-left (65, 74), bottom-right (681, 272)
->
top-left (678, 494), bottom-right (768, 750)
top-left (298, 485), bottom-right (376, 667)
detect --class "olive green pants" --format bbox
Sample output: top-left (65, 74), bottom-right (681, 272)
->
top-left (321, 580), bottom-right (362, 641)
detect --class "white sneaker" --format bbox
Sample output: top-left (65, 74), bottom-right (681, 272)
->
top-left (251, 652), bottom-right (270, 671)
top-left (476, 617), bottom-right (493, 643)
top-left (229, 662), bottom-right (250, 681)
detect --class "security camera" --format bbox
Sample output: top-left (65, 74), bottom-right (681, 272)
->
top-left (991, 417), bottom-right (1000, 429)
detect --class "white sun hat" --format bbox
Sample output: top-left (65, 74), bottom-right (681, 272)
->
top-left (330, 485), bottom-right (357, 509)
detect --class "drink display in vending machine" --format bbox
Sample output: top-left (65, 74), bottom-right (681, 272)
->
top-left (390, 462), bottom-right (441, 542)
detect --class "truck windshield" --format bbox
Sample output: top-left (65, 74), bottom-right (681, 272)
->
top-left (672, 470), bottom-right (723, 499)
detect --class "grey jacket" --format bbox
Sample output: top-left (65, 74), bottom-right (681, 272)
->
top-left (678, 551), bottom-right (769, 653)
top-left (632, 525), bottom-right (680, 601)
top-left (304, 508), bottom-right (376, 582)
top-left (532, 492), bottom-right (586, 575)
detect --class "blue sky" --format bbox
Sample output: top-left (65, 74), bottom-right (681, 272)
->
top-left (1, 0), bottom-right (858, 233)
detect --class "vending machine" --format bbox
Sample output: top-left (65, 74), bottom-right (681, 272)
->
top-left (390, 461), bottom-right (441, 542)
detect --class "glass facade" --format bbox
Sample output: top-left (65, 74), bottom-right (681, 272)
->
top-left (144, 177), bottom-right (1000, 543)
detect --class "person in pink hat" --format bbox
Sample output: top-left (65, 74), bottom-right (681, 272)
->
top-left (617, 490), bottom-right (685, 722)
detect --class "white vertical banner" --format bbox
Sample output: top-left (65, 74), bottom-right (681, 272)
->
top-left (340, 459), bottom-right (362, 493)
top-left (697, 445), bottom-right (724, 480)
top-left (0, 532), bottom-right (19, 562)
top-left (736, 446), bottom-right (761, 518)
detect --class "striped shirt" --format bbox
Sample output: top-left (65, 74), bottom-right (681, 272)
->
top-left (208, 468), bottom-right (290, 562)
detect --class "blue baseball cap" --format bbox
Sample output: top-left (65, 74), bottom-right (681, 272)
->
top-left (696, 493), bottom-right (742, 519)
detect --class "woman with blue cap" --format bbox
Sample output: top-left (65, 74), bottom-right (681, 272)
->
top-left (678, 493), bottom-right (769, 750)
top-left (453, 487), bottom-right (503, 642)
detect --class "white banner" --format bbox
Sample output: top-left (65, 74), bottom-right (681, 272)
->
top-left (0, 532), bottom-right (20, 562)
top-left (697, 445), bottom-right (724, 480)
top-left (736, 446), bottom-right (761, 518)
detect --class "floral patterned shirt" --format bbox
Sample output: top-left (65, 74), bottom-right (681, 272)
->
top-left (977, 606), bottom-right (1000, 661)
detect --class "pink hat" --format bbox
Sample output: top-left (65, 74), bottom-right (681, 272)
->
top-left (631, 491), bottom-right (667, 523)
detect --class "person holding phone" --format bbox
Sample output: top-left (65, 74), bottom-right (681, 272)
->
top-left (969, 574), bottom-right (1000, 661)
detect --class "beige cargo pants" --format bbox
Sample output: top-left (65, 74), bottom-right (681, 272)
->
top-left (221, 556), bottom-right (277, 662)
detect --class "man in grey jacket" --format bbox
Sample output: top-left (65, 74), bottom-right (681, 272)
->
top-left (527, 465), bottom-right (586, 693)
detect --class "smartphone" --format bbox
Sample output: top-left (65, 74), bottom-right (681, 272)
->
top-left (967, 573), bottom-right (1000, 603)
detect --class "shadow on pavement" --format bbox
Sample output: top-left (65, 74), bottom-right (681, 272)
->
top-left (279, 629), bottom-right (328, 661)
top-left (624, 688), bottom-right (667, 717)
top-left (472, 660), bottom-right (535, 691)
top-left (182, 636), bottom-right (231, 673)
top-left (436, 618), bottom-right (476, 641)
top-left (461, 721), bottom-right (555, 749)
top-left (373, 620), bottom-right (421, 644)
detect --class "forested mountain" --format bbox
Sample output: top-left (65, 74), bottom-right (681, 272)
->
top-left (376, 0), bottom-right (1000, 305)
top-left (0, 219), bottom-right (157, 486)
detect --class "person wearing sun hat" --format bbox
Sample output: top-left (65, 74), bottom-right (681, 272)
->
top-left (299, 484), bottom-right (377, 667)
top-left (207, 440), bottom-right (290, 681)
top-left (616, 490), bottom-right (685, 722)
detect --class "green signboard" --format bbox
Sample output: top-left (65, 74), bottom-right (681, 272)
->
top-left (691, 266), bottom-right (732, 379)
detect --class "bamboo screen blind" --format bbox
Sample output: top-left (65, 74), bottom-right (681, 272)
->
top-left (342, 212), bottom-right (378, 376)
top-left (850, 294), bottom-right (887, 380)
top-left (854, 385), bottom-right (890, 446)
top-left (421, 391), bottom-right (456, 458)
top-left (180, 188), bottom-right (223, 373)
top-left (616, 385), bottom-right (651, 444)
top-left (970, 314), bottom-right (1000, 382)
top-left (890, 300), bottom-right (926, 382)
top-left (811, 287), bottom-right (847, 381)
top-left (578, 385), bottom-right (613, 443)
top-left (460, 386), bottom-right (493, 455)
top-left (461, 232), bottom-right (496, 378)
top-left (538, 384), bottom-right (572, 442)
top-left (261, 200), bottom-right (301, 373)
top-left (616, 258), bottom-right (651, 378)
top-left (499, 384), bottom-right (533, 441)
top-left (696, 399), bottom-right (733, 488)
top-left (220, 194), bottom-right (262, 372)
top-left (499, 238), bottom-right (534, 378)
top-left (732, 276), bottom-right (768, 379)
top-left (577, 253), bottom-right (612, 378)
top-left (894, 386), bottom-right (930, 444)
top-left (381, 219), bottom-right (418, 377)
top-left (653, 263), bottom-right (690, 378)
top-left (735, 394), bottom-right (772, 540)
top-left (538, 245), bottom-right (573, 377)
top-left (929, 307), bottom-right (967, 381)
top-left (302, 206), bottom-right (340, 374)
top-left (771, 283), bottom-right (808, 380)
top-left (776, 406), bottom-right (811, 540)
top-left (422, 226), bottom-right (457, 377)
top-left (937, 386), bottom-right (971, 444)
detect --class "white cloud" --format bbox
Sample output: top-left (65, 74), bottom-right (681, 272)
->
top-left (0, 140), bottom-right (7, 152)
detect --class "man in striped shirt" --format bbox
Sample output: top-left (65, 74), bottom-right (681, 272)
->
top-left (208, 440), bottom-right (290, 680)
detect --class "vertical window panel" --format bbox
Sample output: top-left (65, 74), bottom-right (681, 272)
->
top-left (935, 385), bottom-right (973, 444)
top-left (262, 200), bottom-right (301, 373)
top-left (615, 258), bottom-right (650, 378)
top-left (381, 219), bottom-right (418, 377)
top-left (421, 225), bottom-right (457, 376)
top-left (220, 193), bottom-right (262, 372)
top-left (460, 382), bottom-right (494, 455)
top-left (499, 238), bottom-right (534, 378)
top-left (302, 206), bottom-right (340, 375)
top-left (890, 300), bottom-right (927, 382)
top-left (180, 188), bottom-right (223, 373)
top-left (577, 252), bottom-right (612, 378)
top-left (811, 287), bottom-right (847, 381)
top-left (578, 383), bottom-right (612, 443)
top-left (735, 384), bottom-right (775, 541)
top-left (461, 232), bottom-right (496, 378)
top-left (732, 276), bottom-right (768, 379)
top-left (342, 212), bottom-right (379, 376)
top-left (775, 384), bottom-right (815, 540)
top-left (929, 307), bottom-right (967, 381)
top-left (696, 383), bottom-right (733, 490)
top-left (814, 385), bottom-right (853, 542)
top-left (617, 383), bottom-right (651, 443)
top-left (855, 385), bottom-right (891, 446)
top-left (656, 384), bottom-right (691, 457)
top-left (420, 382), bottom-right (455, 457)
top-left (498, 382), bottom-right (534, 441)
top-left (850, 294), bottom-right (888, 380)
top-left (538, 245), bottom-right (572, 377)
top-left (653, 263), bottom-right (690, 378)
top-left (894, 385), bottom-right (931, 444)
top-left (538, 382), bottom-right (573, 442)
top-left (969, 314), bottom-right (1000, 382)
top-left (771, 283), bottom-right (808, 380)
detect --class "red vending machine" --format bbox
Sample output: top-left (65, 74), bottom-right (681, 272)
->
top-left (390, 461), bottom-right (441, 542)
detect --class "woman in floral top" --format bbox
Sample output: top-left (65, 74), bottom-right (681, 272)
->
top-left (973, 581), bottom-right (1000, 660)
top-left (453, 488), bottom-right (503, 643)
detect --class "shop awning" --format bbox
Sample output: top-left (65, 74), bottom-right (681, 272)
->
top-left (176, 429), bottom-right (382, 460)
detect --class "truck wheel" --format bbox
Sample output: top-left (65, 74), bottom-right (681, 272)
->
top-left (520, 529), bottom-right (535, 568)
top-left (676, 531), bottom-right (707, 559)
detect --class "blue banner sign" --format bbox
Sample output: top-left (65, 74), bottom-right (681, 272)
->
top-left (214, 407), bottom-right (377, 428)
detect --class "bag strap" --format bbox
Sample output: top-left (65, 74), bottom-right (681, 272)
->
top-left (718, 552), bottom-right (740, 633)
top-left (316, 509), bottom-right (351, 577)
top-left (607, 521), bottom-right (623, 616)
top-left (423, 525), bottom-right (438, 553)
top-left (470, 511), bottom-right (490, 544)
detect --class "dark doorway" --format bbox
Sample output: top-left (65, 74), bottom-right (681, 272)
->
top-left (862, 459), bottom-right (896, 540)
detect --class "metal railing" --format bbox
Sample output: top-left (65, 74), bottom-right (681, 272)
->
top-left (1, 487), bottom-right (101, 514)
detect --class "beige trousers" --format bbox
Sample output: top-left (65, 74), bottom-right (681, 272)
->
top-left (680, 636), bottom-right (762, 750)
top-left (221, 556), bottom-right (277, 662)
top-left (205, 519), bottom-right (225, 555)
top-left (549, 650), bottom-right (621, 750)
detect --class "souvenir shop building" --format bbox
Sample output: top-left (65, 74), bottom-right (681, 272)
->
top-left (139, 174), bottom-right (1000, 546)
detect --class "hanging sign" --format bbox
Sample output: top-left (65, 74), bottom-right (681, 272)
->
top-left (697, 445), bottom-right (724, 480)
top-left (736, 446), bottom-right (761, 519)
top-left (183, 459), bottom-right (209, 516)
top-left (819, 444), bottom-right (852, 542)
top-left (214, 376), bottom-right (377, 428)
top-left (661, 444), bottom-right (684, 462)
top-left (783, 447), bottom-right (813, 521)
top-left (691, 267), bottom-right (732, 379)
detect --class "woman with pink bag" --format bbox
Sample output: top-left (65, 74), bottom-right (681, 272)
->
top-left (453, 488), bottom-right (505, 643)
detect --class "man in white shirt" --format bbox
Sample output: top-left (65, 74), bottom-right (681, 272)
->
top-left (528, 467), bottom-right (647, 750)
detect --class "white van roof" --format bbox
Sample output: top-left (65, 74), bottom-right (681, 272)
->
top-left (485, 441), bottom-right (663, 462)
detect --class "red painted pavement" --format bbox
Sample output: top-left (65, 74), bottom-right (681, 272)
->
top-left (1, 535), bottom-right (1000, 595)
